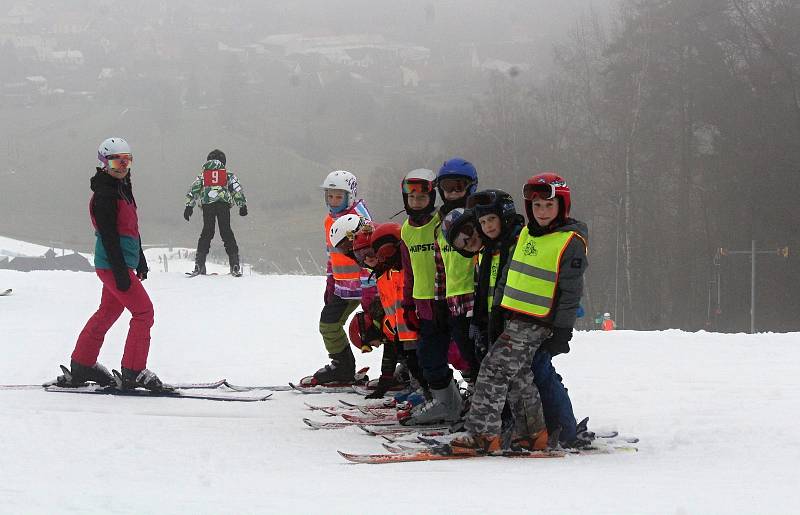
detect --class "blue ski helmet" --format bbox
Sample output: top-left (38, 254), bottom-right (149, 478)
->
top-left (436, 157), bottom-right (478, 197)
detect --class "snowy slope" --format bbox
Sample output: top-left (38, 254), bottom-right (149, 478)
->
top-left (1, 260), bottom-right (798, 514)
top-left (0, 235), bottom-right (54, 258)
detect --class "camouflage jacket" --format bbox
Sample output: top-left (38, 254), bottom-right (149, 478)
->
top-left (184, 165), bottom-right (247, 207)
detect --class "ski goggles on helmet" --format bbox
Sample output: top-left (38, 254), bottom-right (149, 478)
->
top-left (451, 222), bottom-right (477, 250)
top-left (101, 153), bottom-right (133, 170)
top-left (402, 179), bottom-right (434, 194)
top-left (438, 178), bottom-right (471, 194)
top-left (523, 183), bottom-right (556, 201)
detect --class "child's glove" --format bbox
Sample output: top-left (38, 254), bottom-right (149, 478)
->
top-left (239, 206), bottom-right (248, 217)
top-left (368, 297), bottom-right (385, 323)
top-left (365, 375), bottom-right (396, 399)
top-left (469, 324), bottom-right (489, 360)
top-left (403, 306), bottom-right (420, 333)
top-left (543, 327), bottom-right (573, 356)
top-left (183, 206), bottom-right (193, 221)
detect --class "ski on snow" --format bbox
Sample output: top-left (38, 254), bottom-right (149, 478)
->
top-left (337, 448), bottom-right (567, 464)
top-left (2, 378), bottom-right (292, 392)
top-left (2, 378), bottom-right (228, 391)
top-left (0, 288), bottom-right (12, 296)
top-left (44, 384), bottom-right (272, 402)
top-left (340, 438), bottom-right (638, 464)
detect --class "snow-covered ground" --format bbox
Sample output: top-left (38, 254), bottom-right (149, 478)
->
top-left (1, 249), bottom-right (798, 514)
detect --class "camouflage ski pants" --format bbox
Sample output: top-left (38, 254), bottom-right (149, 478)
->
top-left (465, 318), bottom-right (548, 439)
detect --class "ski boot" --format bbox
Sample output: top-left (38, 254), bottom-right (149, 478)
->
top-left (50, 360), bottom-right (115, 387)
top-left (562, 417), bottom-right (595, 449)
top-left (399, 380), bottom-right (462, 426)
top-left (299, 346), bottom-right (358, 387)
top-left (229, 253), bottom-right (242, 277)
top-left (116, 367), bottom-right (167, 391)
top-left (188, 252), bottom-right (207, 276)
top-left (509, 428), bottom-right (550, 452)
top-left (448, 432), bottom-right (502, 456)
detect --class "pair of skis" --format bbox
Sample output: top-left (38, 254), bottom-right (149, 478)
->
top-left (339, 433), bottom-right (639, 464)
top-left (340, 441), bottom-right (638, 464)
top-left (44, 383), bottom-right (273, 402)
top-left (185, 271), bottom-right (242, 278)
top-left (3, 376), bottom-right (293, 402)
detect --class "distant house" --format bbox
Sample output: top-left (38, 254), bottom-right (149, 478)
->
top-left (0, 248), bottom-right (93, 272)
top-left (1, 3), bottom-right (38, 25)
top-left (48, 49), bottom-right (84, 66)
top-left (25, 75), bottom-right (47, 92)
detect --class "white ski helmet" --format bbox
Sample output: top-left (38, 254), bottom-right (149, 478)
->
top-left (320, 170), bottom-right (358, 211)
top-left (603, 312), bottom-right (611, 318)
top-left (97, 137), bottom-right (132, 168)
top-left (404, 168), bottom-right (436, 184)
top-left (402, 168), bottom-right (437, 216)
top-left (329, 213), bottom-right (366, 249)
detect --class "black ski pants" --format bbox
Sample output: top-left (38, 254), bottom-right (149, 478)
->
top-left (197, 202), bottom-right (238, 256)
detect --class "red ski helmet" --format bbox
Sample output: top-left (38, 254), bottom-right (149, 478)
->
top-left (370, 222), bottom-right (402, 261)
top-left (523, 172), bottom-right (571, 223)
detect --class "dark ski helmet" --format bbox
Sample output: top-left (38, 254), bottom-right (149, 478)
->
top-left (441, 207), bottom-right (480, 257)
top-left (207, 149), bottom-right (226, 166)
top-left (467, 189), bottom-right (517, 225)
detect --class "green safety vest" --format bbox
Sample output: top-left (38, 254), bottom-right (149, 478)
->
top-left (478, 251), bottom-right (501, 313)
top-left (401, 213), bottom-right (440, 300)
top-left (500, 228), bottom-right (576, 317)
top-left (435, 226), bottom-right (476, 297)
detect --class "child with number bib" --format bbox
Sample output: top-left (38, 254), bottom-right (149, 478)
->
top-left (183, 149), bottom-right (248, 276)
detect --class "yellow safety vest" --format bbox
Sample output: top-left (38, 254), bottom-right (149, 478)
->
top-left (435, 226), bottom-right (475, 298)
top-left (401, 213), bottom-right (440, 300)
top-left (500, 229), bottom-right (576, 317)
top-left (478, 251), bottom-right (501, 313)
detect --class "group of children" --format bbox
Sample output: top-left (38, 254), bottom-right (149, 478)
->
top-left (49, 136), bottom-right (590, 454)
top-left (314, 160), bottom-right (591, 453)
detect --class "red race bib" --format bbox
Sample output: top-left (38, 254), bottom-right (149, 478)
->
top-left (203, 169), bottom-right (228, 187)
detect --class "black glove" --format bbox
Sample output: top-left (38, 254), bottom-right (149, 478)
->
top-left (543, 327), bottom-right (573, 357)
top-left (470, 326), bottom-right (489, 362)
top-left (239, 206), bottom-right (248, 217)
top-left (113, 268), bottom-right (131, 292)
top-left (365, 375), bottom-right (396, 399)
top-left (183, 206), bottom-right (193, 221)
top-left (136, 263), bottom-right (148, 281)
top-left (368, 297), bottom-right (385, 324)
top-left (403, 306), bottom-right (420, 333)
